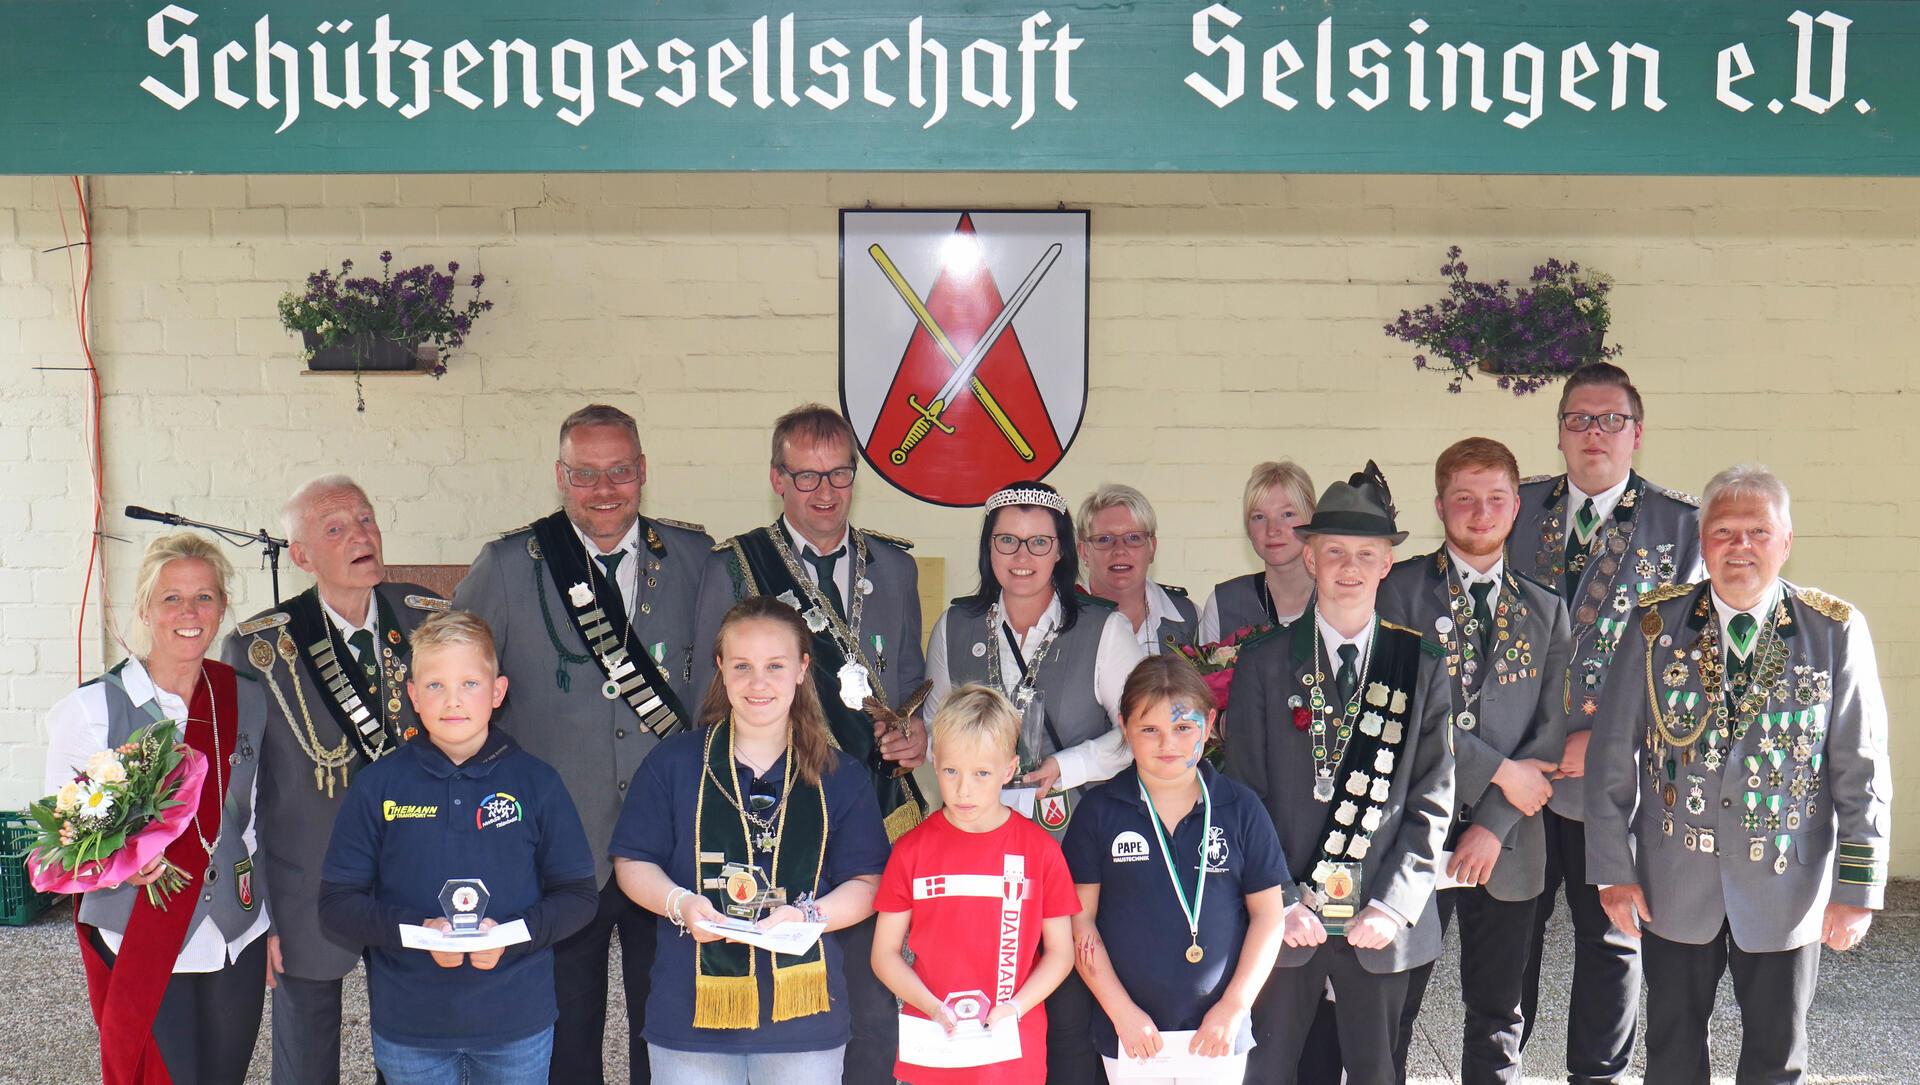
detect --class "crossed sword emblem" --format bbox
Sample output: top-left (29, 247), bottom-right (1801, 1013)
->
top-left (868, 241), bottom-right (1061, 466)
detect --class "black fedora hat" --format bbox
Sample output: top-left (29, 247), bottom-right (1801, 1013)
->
top-left (1294, 461), bottom-right (1408, 545)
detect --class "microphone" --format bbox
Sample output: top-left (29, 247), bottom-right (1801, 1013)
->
top-left (125, 505), bottom-right (183, 526)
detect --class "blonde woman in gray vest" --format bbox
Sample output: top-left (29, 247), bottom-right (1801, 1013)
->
top-left (1198, 461), bottom-right (1318, 645)
top-left (921, 480), bottom-right (1145, 1085)
top-left (43, 532), bottom-right (271, 1085)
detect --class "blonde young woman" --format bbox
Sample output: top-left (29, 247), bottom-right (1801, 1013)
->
top-left (1198, 461), bottom-right (1318, 644)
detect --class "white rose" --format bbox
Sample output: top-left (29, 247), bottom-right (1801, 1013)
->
top-left (1208, 645), bottom-right (1238, 666)
top-left (54, 782), bottom-right (83, 814)
top-left (85, 750), bottom-right (127, 785)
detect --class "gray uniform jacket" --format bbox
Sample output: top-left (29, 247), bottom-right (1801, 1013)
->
top-left (77, 662), bottom-right (270, 948)
top-left (220, 582), bottom-right (441, 980)
top-left (690, 525), bottom-right (926, 716)
top-left (1585, 580), bottom-right (1892, 952)
top-left (454, 512), bottom-right (713, 886)
top-left (1225, 617), bottom-right (1456, 973)
top-left (1380, 551), bottom-right (1572, 901)
top-left (1153, 582), bottom-right (1200, 653)
top-left (1514, 471), bottom-right (1701, 821)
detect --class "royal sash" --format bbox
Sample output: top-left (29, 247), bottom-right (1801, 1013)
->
top-left (77, 663), bottom-right (237, 1085)
top-left (728, 526), bottom-right (926, 836)
top-left (692, 721), bottom-right (829, 1028)
top-left (530, 510), bottom-right (688, 739)
top-left (282, 588), bottom-right (405, 763)
top-left (1305, 625), bottom-right (1423, 881)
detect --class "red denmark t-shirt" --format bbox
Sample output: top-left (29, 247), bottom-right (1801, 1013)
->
top-left (875, 809), bottom-right (1081, 1085)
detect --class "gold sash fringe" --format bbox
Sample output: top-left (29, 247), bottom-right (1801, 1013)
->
top-left (692, 974), bottom-right (759, 1030)
top-left (771, 957), bottom-right (830, 1022)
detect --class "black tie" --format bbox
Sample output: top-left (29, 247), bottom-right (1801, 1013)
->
top-left (806, 548), bottom-right (847, 619)
top-left (1562, 498), bottom-right (1598, 601)
top-left (347, 629), bottom-right (378, 682)
top-left (596, 550), bottom-right (625, 581)
top-left (1469, 579), bottom-right (1495, 654)
top-left (1335, 643), bottom-right (1359, 707)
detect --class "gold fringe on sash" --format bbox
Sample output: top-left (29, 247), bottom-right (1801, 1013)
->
top-left (771, 957), bottom-right (830, 1022)
top-left (692, 973), bottom-right (759, 1030)
top-left (883, 797), bottom-right (924, 842)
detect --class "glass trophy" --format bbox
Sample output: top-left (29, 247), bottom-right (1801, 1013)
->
top-left (718, 861), bottom-right (786, 920)
top-left (438, 878), bottom-right (490, 937)
top-left (1318, 863), bottom-right (1361, 937)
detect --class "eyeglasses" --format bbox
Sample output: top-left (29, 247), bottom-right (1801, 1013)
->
top-left (992, 534), bottom-right (1057, 557)
top-left (559, 461), bottom-right (641, 488)
top-left (1560, 412), bottom-right (1637, 434)
top-left (779, 465), bottom-right (857, 492)
top-left (1083, 532), bottom-right (1152, 551)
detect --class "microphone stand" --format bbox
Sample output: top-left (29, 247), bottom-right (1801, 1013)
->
top-left (125, 506), bottom-right (290, 604)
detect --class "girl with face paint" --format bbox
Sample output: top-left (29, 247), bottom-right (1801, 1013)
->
top-left (1060, 656), bottom-right (1293, 1082)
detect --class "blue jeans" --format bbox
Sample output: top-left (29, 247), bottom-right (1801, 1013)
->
top-left (647, 1043), bottom-right (846, 1084)
top-left (372, 1027), bottom-right (554, 1085)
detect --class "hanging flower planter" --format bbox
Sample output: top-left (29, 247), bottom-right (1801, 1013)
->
top-left (1385, 246), bottom-right (1622, 396)
top-left (278, 251), bottom-right (493, 411)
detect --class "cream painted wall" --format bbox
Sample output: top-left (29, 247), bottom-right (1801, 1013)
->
top-left (2, 172), bottom-right (1913, 872)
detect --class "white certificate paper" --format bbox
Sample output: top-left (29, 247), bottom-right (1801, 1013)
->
top-left (1000, 786), bottom-right (1039, 820)
top-left (694, 917), bottom-right (828, 956)
top-left (1105, 1031), bottom-right (1242, 1078)
top-left (898, 1013), bottom-right (1022, 1068)
top-left (398, 918), bottom-right (531, 953)
top-left (1434, 850), bottom-right (1471, 891)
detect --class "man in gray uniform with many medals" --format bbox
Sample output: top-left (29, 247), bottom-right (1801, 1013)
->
top-left (1588, 464), bottom-right (1890, 1085)
top-left (222, 475), bottom-right (444, 1085)
top-left (1513, 363), bottom-right (1702, 1084)
top-left (455, 403), bottom-right (712, 1085)
top-left (692, 403), bottom-right (928, 1083)
top-left (1227, 462), bottom-right (1454, 1085)
top-left (1382, 438), bottom-right (1572, 1085)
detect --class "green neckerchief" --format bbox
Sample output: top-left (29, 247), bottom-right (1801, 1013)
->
top-left (693, 719), bottom-right (830, 1029)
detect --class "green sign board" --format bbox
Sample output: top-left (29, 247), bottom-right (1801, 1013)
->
top-left (3, 1), bottom-right (1916, 174)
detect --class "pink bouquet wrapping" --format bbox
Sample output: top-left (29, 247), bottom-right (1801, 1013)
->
top-left (27, 720), bottom-right (208, 906)
top-left (1173, 624), bottom-right (1281, 767)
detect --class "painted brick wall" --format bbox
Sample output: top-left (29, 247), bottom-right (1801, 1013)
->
top-left (3, 172), bottom-right (1915, 873)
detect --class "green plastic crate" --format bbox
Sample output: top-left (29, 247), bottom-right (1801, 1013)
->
top-left (0, 811), bottom-right (59, 926)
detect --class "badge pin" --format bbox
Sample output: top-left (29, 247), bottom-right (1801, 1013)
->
top-left (971, 641), bottom-right (987, 658)
top-left (568, 582), bottom-right (594, 607)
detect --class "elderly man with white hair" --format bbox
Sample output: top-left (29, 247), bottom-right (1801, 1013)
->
top-left (1585, 464), bottom-right (1891, 1085)
top-left (220, 474), bottom-right (447, 1085)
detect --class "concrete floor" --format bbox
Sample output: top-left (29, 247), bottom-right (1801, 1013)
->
top-left (2, 881), bottom-right (1911, 1084)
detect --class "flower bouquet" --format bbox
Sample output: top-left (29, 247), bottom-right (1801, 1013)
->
top-left (1172, 625), bottom-right (1277, 766)
top-left (26, 720), bottom-right (209, 907)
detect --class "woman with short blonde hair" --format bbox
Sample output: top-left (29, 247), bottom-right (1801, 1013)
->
top-left (1198, 461), bottom-right (1318, 643)
top-left (44, 532), bottom-right (271, 1084)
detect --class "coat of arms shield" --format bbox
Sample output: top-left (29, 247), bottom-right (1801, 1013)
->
top-left (840, 209), bottom-right (1089, 507)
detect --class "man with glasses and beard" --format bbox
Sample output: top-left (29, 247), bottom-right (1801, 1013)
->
top-left (691, 403), bottom-right (929, 1084)
top-left (1512, 364), bottom-right (1703, 1085)
top-left (454, 403), bottom-right (713, 1085)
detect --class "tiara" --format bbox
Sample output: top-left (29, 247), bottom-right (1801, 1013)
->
top-left (985, 487), bottom-right (1068, 514)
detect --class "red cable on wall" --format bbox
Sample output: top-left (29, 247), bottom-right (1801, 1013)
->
top-left (56, 176), bottom-right (103, 684)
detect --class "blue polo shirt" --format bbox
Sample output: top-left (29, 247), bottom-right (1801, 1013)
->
top-left (319, 730), bottom-right (595, 1048)
top-left (1062, 762), bottom-right (1288, 1058)
top-left (609, 729), bottom-right (891, 1054)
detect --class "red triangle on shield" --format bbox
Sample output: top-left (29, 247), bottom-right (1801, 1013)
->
top-left (864, 215), bottom-right (1064, 507)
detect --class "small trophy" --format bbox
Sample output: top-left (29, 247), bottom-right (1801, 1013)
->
top-left (716, 862), bottom-right (786, 921)
top-left (439, 878), bottom-right (490, 937)
top-left (1317, 863), bottom-right (1362, 938)
top-left (864, 680), bottom-right (932, 779)
top-left (942, 989), bottom-right (991, 1031)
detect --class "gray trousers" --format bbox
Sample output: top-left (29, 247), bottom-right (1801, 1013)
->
top-left (271, 973), bottom-right (349, 1085)
top-left (1250, 941), bottom-right (1413, 1085)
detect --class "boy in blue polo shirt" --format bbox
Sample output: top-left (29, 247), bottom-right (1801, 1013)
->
top-left (320, 610), bottom-right (599, 1085)
top-left (1064, 655), bottom-right (1292, 1084)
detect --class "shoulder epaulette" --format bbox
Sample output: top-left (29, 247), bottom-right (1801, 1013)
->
top-left (403, 594), bottom-right (450, 613)
top-left (1520, 473), bottom-right (1556, 486)
top-left (233, 669), bottom-right (260, 684)
top-left (859, 528), bottom-right (915, 551)
top-left (1795, 587), bottom-right (1853, 624)
top-left (711, 538), bottom-right (733, 553)
top-left (652, 516), bottom-right (707, 534)
top-left (499, 522), bottom-right (536, 539)
top-left (1645, 480), bottom-right (1700, 507)
top-left (1074, 588), bottom-right (1119, 609)
top-left (1161, 583), bottom-right (1190, 599)
top-left (1511, 568), bottom-right (1556, 594)
top-left (237, 612), bottom-right (290, 636)
top-left (1637, 581), bottom-right (1696, 607)
top-left (1380, 618), bottom-right (1422, 636)
top-left (1419, 637), bottom-right (1446, 658)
